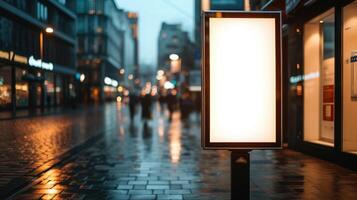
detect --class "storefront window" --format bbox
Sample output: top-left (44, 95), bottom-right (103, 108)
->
top-left (0, 66), bottom-right (12, 109)
top-left (303, 9), bottom-right (335, 146)
top-left (343, 0), bottom-right (357, 154)
top-left (45, 72), bottom-right (55, 106)
top-left (15, 68), bottom-right (29, 107)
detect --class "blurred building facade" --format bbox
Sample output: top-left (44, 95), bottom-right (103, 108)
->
top-left (71, 0), bottom-right (137, 103)
top-left (157, 23), bottom-right (194, 92)
top-left (127, 12), bottom-right (139, 82)
top-left (119, 11), bottom-right (137, 90)
top-left (254, 0), bottom-right (357, 169)
top-left (0, 0), bottom-right (77, 115)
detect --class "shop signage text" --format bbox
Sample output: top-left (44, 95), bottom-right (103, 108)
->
top-left (28, 56), bottom-right (54, 71)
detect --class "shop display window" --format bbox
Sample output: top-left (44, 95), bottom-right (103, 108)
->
top-left (303, 9), bottom-right (335, 146)
top-left (0, 66), bottom-right (12, 109)
top-left (343, 0), bottom-right (357, 154)
top-left (15, 68), bottom-right (28, 107)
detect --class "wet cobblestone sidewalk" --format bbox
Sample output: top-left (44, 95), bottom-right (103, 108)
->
top-left (0, 105), bottom-right (119, 197)
top-left (2, 103), bottom-right (357, 200)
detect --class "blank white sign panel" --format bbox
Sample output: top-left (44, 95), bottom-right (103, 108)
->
top-left (209, 17), bottom-right (276, 143)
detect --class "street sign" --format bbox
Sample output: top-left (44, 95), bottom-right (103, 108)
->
top-left (202, 11), bottom-right (282, 149)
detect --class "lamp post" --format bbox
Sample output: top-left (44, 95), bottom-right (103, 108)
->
top-left (40, 27), bottom-right (53, 111)
top-left (169, 54), bottom-right (181, 89)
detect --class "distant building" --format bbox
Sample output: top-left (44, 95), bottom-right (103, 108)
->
top-left (119, 11), bottom-right (136, 89)
top-left (157, 23), bottom-right (194, 74)
top-left (71, 0), bottom-right (136, 102)
top-left (127, 12), bottom-right (139, 80)
top-left (0, 0), bottom-right (77, 115)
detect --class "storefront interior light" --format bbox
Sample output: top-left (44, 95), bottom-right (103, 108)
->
top-left (120, 68), bottom-right (125, 74)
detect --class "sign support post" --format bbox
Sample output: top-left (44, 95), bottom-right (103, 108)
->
top-left (201, 11), bottom-right (282, 199)
top-left (231, 150), bottom-right (250, 200)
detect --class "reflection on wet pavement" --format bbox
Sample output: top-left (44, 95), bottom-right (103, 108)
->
top-left (3, 102), bottom-right (357, 200)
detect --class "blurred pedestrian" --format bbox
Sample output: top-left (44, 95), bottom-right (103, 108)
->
top-left (129, 91), bottom-right (138, 121)
top-left (158, 93), bottom-right (166, 113)
top-left (166, 89), bottom-right (177, 121)
top-left (140, 93), bottom-right (152, 122)
top-left (179, 91), bottom-right (193, 121)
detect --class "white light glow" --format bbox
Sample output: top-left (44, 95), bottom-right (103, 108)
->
top-left (128, 74), bottom-right (134, 80)
top-left (157, 70), bottom-right (164, 76)
top-left (209, 17), bottom-right (277, 143)
top-left (164, 81), bottom-right (175, 89)
top-left (104, 77), bottom-right (112, 85)
top-left (45, 27), bottom-right (54, 33)
top-left (156, 75), bottom-right (163, 80)
top-left (80, 74), bottom-right (85, 82)
top-left (169, 54), bottom-right (179, 61)
top-left (28, 56), bottom-right (53, 71)
top-left (112, 80), bottom-right (118, 87)
top-left (117, 86), bottom-right (124, 92)
top-left (117, 96), bottom-right (122, 102)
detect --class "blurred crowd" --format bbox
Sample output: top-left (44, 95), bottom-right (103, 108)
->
top-left (126, 88), bottom-right (201, 124)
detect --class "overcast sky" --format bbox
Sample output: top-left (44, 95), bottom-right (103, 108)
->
top-left (115, 0), bottom-right (194, 68)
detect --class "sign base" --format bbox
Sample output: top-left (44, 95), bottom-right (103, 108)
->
top-left (231, 150), bottom-right (251, 200)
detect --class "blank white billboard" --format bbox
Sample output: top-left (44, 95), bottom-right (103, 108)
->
top-left (202, 12), bottom-right (281, 149)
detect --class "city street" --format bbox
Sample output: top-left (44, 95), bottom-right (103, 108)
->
top-left (0, 103), bottom-right (356, 200)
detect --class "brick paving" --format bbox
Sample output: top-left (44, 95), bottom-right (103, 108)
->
top-left (2, 103), bottom-right (357, 199)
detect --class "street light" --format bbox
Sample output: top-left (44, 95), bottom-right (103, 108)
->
top-left (40, 27), bottom-right (54, 61)
top-left (45, 27), bottom-right (54, 33)
top-left (39, 26), bottom-right (53, 110)
top-left (169, 54), bottom-right (179, 61)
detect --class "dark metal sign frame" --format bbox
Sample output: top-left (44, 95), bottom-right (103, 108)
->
top-left (201, 11), bottom-right (282, 150)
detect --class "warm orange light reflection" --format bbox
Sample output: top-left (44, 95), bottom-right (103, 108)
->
top-left (169, 112), bottom-right (181, 164)
top-left (158, 118), bottom-right (165, 142)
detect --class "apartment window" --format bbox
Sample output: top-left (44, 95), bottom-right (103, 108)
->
top-left (37, 2), bottom-right (48, 22)
top-left (303, 9), bottom-right (335, 146)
